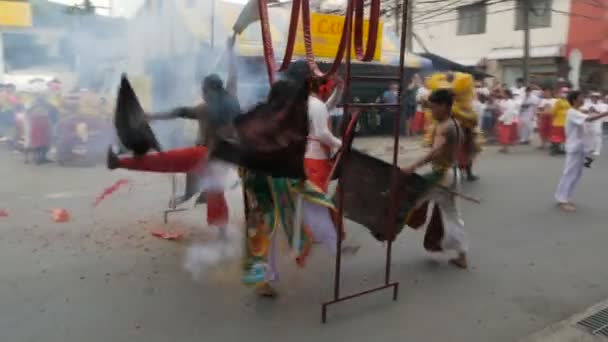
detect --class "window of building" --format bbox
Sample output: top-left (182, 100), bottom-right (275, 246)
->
top-left (457, 2), bottom-right (487, 35)
top-left (515, 0), bottom-right (552, 30)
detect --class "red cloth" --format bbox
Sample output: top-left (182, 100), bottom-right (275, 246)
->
top-left (457, 148), bottom-right (470, 169)
top-left (26, 114), bottom-right (52, 149)
top-left (118, 146), bottom-right (228, 227)
top-left (550, 125), bottom-right (566, 143)
top-left (497, 123), bottom-right (515, 145)
top-left (304, 158), bottom-right (333, 193)
top-left (538, 115), bottom-right (552, 141)
top-left (510, 121), bottom-right (519, 144)
top-left (206, 192), bottom-right (228, 226)
top-left (412, 111), bottom-right (426, 133)
top-left (118, 146), bottom-right (208, 173)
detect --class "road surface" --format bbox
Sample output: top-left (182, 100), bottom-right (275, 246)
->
top-left (1, 138), bottom-right (607, 342)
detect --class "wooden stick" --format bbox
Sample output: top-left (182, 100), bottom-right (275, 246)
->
top-left (432, 183), bottom-right (482, 204)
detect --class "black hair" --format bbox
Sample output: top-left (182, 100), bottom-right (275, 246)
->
top-left (516, 77), bottom-right (524, 84)
top-left (567, 90), bottom-right (582, 106)
top-left (201, 73), bottom-right (241, 126)
top-left (203, 74), bottom-right (224, 93)
top-left (504, 89), bottom-right (513, 99)
top-left (428, 89), bottom-right (454, 108)
top-left (268, 79), bottom-right (297, 110)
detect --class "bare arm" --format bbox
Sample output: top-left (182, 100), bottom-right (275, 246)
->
top-left (325, 77), bottom-right (344, 111)
top-left (586, 111), bottom-right (608, 122)
top-left (225, 37), bottom-right (238, 98)
top-left (311, 101), bottom-right (342, 149)
top-left (149, 106), bottom-right (198, 121)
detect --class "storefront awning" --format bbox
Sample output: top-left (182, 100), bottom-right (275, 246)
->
top-left (0, 0), bottom-right (32, 27)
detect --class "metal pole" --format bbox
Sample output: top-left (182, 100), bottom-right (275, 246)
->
top-left (211, 0), bottom-right (216, 48)
top-left (406, 0), bottom-right (414, 51)
top-left (522, 0), bottom-right (530, 84)
top-left (394, 0), bottom-right (400, 35)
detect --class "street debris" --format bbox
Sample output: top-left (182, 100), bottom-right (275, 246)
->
top-left (150, 230), bottom-right (184, 241)
top-left (51, 208), bottom-right (70, 222)
top-left (94, 179), bottom-right (130, 207)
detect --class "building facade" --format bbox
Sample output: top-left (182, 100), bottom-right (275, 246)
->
top-left (412, 0), bottom-right (571, 85)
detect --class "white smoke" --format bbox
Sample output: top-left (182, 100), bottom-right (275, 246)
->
top-left (182, 224), bottom-right (242, 282)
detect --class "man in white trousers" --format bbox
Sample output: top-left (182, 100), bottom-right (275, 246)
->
top-left (554, 91), bottom-right (608, 212)
top-left (518, 86), bottom-right (541, 144)
top-left (582, 92), bottom-right (608, 158)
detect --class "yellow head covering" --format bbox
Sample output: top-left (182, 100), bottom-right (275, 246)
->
top-left (451, 72), bottom-right (478, 129)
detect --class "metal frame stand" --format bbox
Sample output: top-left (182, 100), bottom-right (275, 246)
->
top-left (321, 0), bottom-right (410, 323)
top-left (163, 174), bottom-right (188, 224)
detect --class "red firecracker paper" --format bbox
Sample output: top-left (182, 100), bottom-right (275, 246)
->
top-left (94, 179), bottom-right (130, 207)
top-left (151, 230), bottom-right (183, 241)
top-left (51, 209), bottom-right (70, 223)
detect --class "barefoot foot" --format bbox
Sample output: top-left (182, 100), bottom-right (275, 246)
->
top-left (449, 253), bottom-right (468, 269)
top-left (256, 282), bottom-right (277, 298)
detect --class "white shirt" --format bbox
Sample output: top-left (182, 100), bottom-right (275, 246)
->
top-left (498, 99), bottom-right (520, 125)
top-left (473, 100), bottom-right (486, 129)
top-left (539, 98), bottom-right (557, 113)
top-left (581, 101), bottom-right (608, 134)
top-left (306, 96), bottom-right (342, 160)
top-left (511, 86), bottom-right (525, 101)
top-left (565, 108), bottom-right (594, 154)
top-left (330, 107), bottom-right (344, 117)
top-left (415, 87), bottom-right (429, 112)
top-left (519, 93), bottom-right (541, 121)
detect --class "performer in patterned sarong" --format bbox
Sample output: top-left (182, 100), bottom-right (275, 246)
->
top-left (401, 88), bottom-right (469, 269)
top-left (237, 78), bottom-right (339, 297)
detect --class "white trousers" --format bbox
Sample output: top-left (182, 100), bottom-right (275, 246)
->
top-left (554, 152), bottom-right (585, 203)
top-left (519, 117), bottom-right (533, 143)
top-left (592, 133), bottom-right (602, 156)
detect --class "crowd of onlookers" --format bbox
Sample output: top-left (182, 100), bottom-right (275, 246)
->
top-left (397, 75), bottom-right (608, 157)
top-left (0, 79), bottom-right (114, 165)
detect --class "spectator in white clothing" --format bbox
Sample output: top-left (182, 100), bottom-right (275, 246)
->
top-left (554, 91), bottom-right (608, 212)
top-left (581, 91), bottom-right (608, 158)
top-left (518, 86), bottom-right (541, 144)
top-left (305, 78), bottom-right (343, 192)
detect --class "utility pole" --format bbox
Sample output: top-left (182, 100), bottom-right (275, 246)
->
top-left (522, 0), bottom-right (530, 84)
top-left (395, 0), bottom-right (400, 34)
top-left (406, 0), bottom-right (414, 51)
top-left (211, 0), bottom-right (216, 48)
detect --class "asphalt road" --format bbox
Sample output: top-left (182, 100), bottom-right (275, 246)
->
top-left (1, 140), bottom-right (607, 342)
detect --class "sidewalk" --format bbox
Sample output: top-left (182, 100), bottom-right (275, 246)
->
top-left (520, 300), bottom-right (608, 342)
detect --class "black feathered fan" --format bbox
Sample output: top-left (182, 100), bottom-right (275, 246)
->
top-left (114, 74), bottom-right (161, 156)
top-left (211, 78), bottom-right (310, 178)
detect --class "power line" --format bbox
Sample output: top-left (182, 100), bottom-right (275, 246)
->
top-left (415, 3), bottom-right (605, 25)
top-left (414, 0), bottom-right (511, 23)
top-left (416, 6), bottom-right (515, 24)
top-left (551, 8), bottom-right (604, 20)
